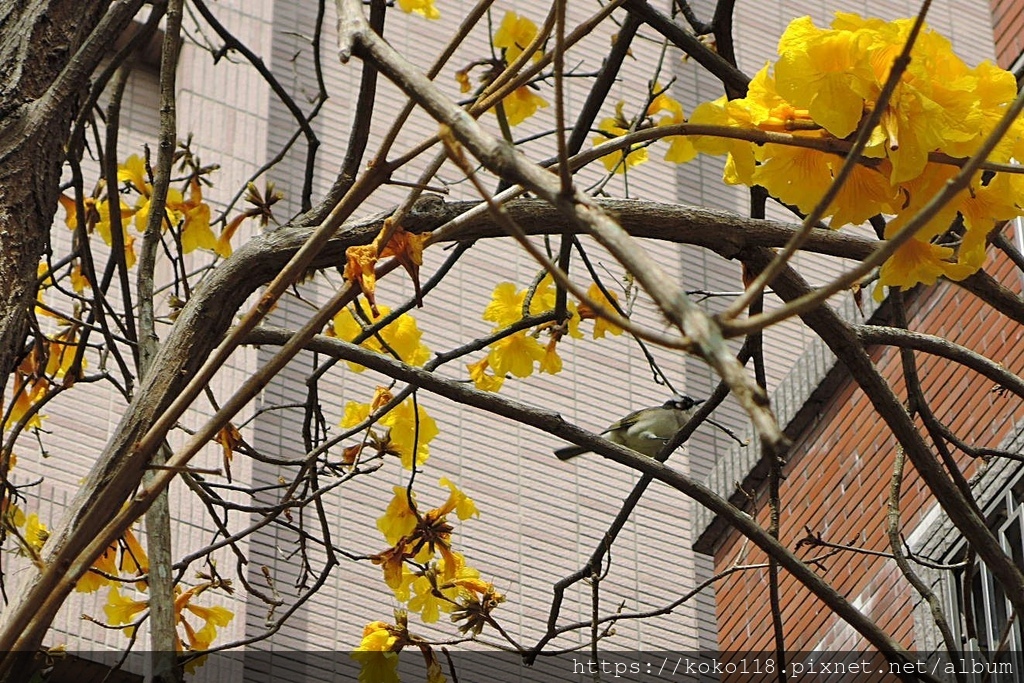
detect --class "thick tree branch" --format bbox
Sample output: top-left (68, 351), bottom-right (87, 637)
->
top-left (856, 324), bottom-right (1024, 401)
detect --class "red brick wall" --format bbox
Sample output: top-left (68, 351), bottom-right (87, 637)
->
top-left (713, 247), bottom-right (1024, 651)
top-left (991, 0), bottom-right (1024, 68)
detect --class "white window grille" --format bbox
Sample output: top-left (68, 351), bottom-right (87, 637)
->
top-left (945, 472), bottom-right (1024, 680)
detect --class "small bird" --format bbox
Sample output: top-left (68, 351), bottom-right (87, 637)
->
top-left (554, 395), bottom-right (704, 461)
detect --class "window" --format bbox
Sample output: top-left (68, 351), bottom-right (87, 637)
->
top-left (945, 470), bottom-right (1024, 679)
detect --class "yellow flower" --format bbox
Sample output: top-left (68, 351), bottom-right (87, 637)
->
top-left (576, 283), bottom-right (623, 338)
top-left (397, 0), bottom-right (439, 19)
top-left (499, 86), bottom-right (548, 127)
top-left (184, 602), bottom-right (234, 628)
top-left (76, 540), bottom-right (119, 593)
top-left (104, 587), bottom-right (148, 629)
top-left (343, 245), bottom-right (379, 310)
top-left (377, 225), bottom-right (431, 308)
top-left (564, 301), bottom-right (583, 339)
top-left (179, 180), bottom-right (217, 254)
top-left (391, 566), bottom-right (418, 603)
top-left (487, 332), bottom-right (545, 378)
top-left (751, 142), bottom-right (834, 215)
top-left (592, 105), bottom-right (649, 174)
top-left (93, 199), bottom-right (136, 247)
top-left (677, 10), bottom-right (1024, 268)
top-left (57, 194), bottom-right (98, 231)
top-left (341, 400), bottom-right (372, 430)
top-left (371, 544), bottom-right (413, 591)
top-left (825, 162), bottom-right (899, 229)
top-left (493, 12), bottom-right (540, 65)
top-left (466, 357), bottom-right (505, 393)
top-left (689, 96), bottom-right (756, 185)
top-left (379, 398), bottom-right (438, 469)
top-left (332, 303), bottom-right (431, 372)
top-left (46, 329), bottom-right (83, 380)
top-left (70, 263), bottom-right (91, 292)
top-left (644, 85), bottom-right (697, 163)
top-left (176, 588), bottom-right (234, 652)
top-left (884, 164), bottom-right (962, 244)
top-left (117, 154), bottom-right (150, 195)
top-left (4, 372), bottom-right (47, 432)
top-left (483, 282), bottom-right (525, 327)
top-left (377, 486), bottom-right (419, 546)
top-left (409, 573), bottom-right (449, 623)
top-left (438, 552), bottom-right (493, 598)
top-left (946, 60), bottom-right (1019, 161)
top-left (123, 232), bottom-right (137, 269)
top-left (380, 313), bottom-right (432, 368)
top-left (216, 212), bottom-right (252, 259)
top-left (664, 131), bottom-right (698, 164)
top-left (539, 338), bottom-right (562, 374)
top-left (773, 16), bottom-right (875, 138)
top-left (133, 187), bottom-right (184, 233)
top-left (648, 85), bottom-right (684, 122)
top-left (437, 477), bottom-right (478, 521)
top-left (121, 527), bottom-right (149, 578)
top-left (876, 237), bottom-right (975, 301)
top-left (352, 622), bottom-right (401, 683)
top-left (527, 274), bottom-right (557, 315)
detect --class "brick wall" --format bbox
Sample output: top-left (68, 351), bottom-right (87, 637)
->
top-left (711, 245), bottom-right (1024, 651)
top-left (990, 0), bottom-right (1024, 68)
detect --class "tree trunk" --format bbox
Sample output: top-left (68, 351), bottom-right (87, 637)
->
top-left (0, 1), bottom-right (112, 391)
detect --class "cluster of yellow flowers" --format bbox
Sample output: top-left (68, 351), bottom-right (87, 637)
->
top-left (3, 316), bottom-right (83, 432)
top-left (340, 385), bottom-right (439, 469)
top-left (467, 276), bottom-right (623, 392)
top-left (490, 12), bottom-right (549, 126)
top-left (692, 14), bottom-right (1024, 294)
top-left (329, 304), bottom-right (495, 683)
top-left (354, 481), bottom-right (499, 683)
top-left (73, 521), bottom-right (235, 657)
top-left (428, 8), bottom-right (1024, 297)
top-left (453, 11), bottom-right (549, 127)
top-left (593, 13), bottom-right (1024, 296)
top-left (57, 152), bottom-right (247, 267)
top-left (103, 580), bottom-right (235, 656)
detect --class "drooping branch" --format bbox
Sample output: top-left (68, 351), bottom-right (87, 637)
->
top-left (856, 325), bottom-right (1024, 401)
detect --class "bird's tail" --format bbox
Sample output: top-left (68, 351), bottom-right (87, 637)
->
top-left (554, 445), bottom-right (588, 460)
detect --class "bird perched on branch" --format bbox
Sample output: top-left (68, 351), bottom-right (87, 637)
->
top-left (554, 395), bottom-right (704, 461)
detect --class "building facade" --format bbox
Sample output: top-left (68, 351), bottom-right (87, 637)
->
top-left (4, 0), bottom-right (1009, 680)
top-left (695, 0), bottom-right (1024, 669)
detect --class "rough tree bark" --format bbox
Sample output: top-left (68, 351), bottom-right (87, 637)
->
top-left (0, 0), bottom-right (127, 391)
